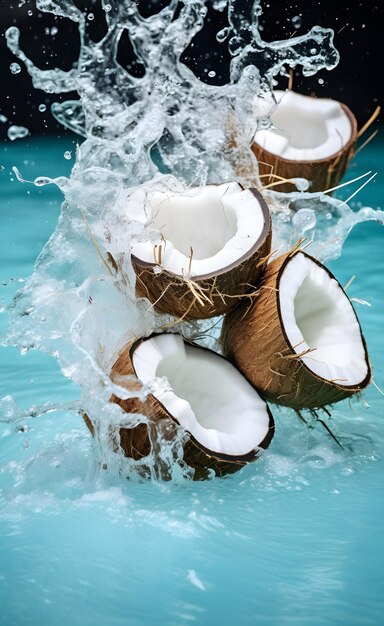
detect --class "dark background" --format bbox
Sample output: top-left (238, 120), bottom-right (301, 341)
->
top-left (0, 0), bottom-right (381, 141)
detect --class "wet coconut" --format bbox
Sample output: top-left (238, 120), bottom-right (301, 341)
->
top-left (130, 183), bottom-right (271, 319)
top-left (85, 333), bottom-right (274, 480)
top-left (252, 90), bottom-right (358, 193)
top-left (221, 249), bottom-right (371, 409)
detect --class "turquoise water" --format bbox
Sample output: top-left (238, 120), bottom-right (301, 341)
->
top-left (1, 136), bottom-right (384, 626)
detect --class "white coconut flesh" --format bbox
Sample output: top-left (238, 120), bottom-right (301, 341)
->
top-left (131, 182), bottom-right (267, 276)
top-left (253, 90), bottom-right (352, 161)
top-left (132, 334), bottom-right (271, 457)
top-left (279, 253), bottom-right (369, 386)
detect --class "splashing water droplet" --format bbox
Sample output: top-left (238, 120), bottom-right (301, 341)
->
top-left (318, 77), bottom-right (324, 84)
top-left (216, 26), bottom-right (231, 43)
top-left (0, 114), bottom-right (8, 123)
top-left (7, 125), bottom-right (29, 141)
top-left (292, 15), bottom-right (303, 29)
top-left (87, 13), bottom-right (94, 21)
top-left (10, 62), bottom-right (21, 74)
top-left (104, 3), bottom-right (111, 12)
top-left (64, 151), bottom-right (72, 160)
top-left (208, 70), bottom-right (216, 78)
top-left (34, 177), bottom-right (53, 187)
top-left (292, 208), bottom-right (317, 232)
top-left (38, 103), bottom-right (47, 112)
top-left (212, 0), bottom-right (227, 11)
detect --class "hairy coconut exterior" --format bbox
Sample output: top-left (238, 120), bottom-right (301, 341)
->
top-left (221, 250), bottom-right (371, 409)
top-left (84, 336), bottom-right (274, 479)
top-left (251, 103), bottom-right (358, 193)
top-left (132, 188), bottom-right (272, 320)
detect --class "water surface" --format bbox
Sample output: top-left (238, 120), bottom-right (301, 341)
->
top-left (0, 136), bottom-right (383, 626)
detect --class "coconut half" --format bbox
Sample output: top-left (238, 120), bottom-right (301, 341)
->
top-left (96, 333), bottom-right (274, 479)
top-left (131, 182), bottom-right (271, 319)
top-left (252, 90), bottom-right (358, 192)
top-left (221, 250), bottom-right (371, 409)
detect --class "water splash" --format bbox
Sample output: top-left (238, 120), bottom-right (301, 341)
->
top-left (3, 0), bottom-right (383, 481)
top-left (5, 0), bottom-right (339, 184)
top-left (7, 125), bottom-right (30, 141)
top-left (268, 188), bottom-right (384, 261)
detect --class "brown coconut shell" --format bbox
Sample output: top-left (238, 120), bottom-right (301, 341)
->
top-left (221, 249), bottom-right (371, 409)
top-left (83, 335), bottom-right (275, 480)
top-left (251, 101), bottom-right (358, 193)
top-left (132, 188), bottom-right (272, 320)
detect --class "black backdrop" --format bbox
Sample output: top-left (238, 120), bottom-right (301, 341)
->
top-left (0, 0), bottom-right (381, 140)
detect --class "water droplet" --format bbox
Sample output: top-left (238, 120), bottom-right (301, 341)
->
top-left (7, 125), bottom-right (29, 141)
top-left (212, 0), bottom-right (227, 11)
top-left (64, 151), bottom-right (72, 160)
top-left (104, 3), bottom-right (111, 11)
top-left (216, 26), bottom-right (231, 43)
top-left (87, 12), bottom-right (94, 21)
top-left (38, 104), bottom-right (47, 112)
top-left (228, 36), bottom-right (243, 55)
top-left (291, 15), bottom-right (302, 29)
top-left (318, 77), bottom-right (324, 85)
top-left (292, 208), bottom-right (317, 232)
top-left (10, 62), bottom-right (21, 75)
top-left (34, 177), bottom-right (52, 187)
top-left (0, 114), bottom-right (8, 124)
top-left (44, 26), bottom-right (58, 36)
top-left (208, 70), bottom-right (216, 78)
top-left (310, 48), bottom-right (317, 55)
top-left (27, 9), bottom-right (33, 16)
